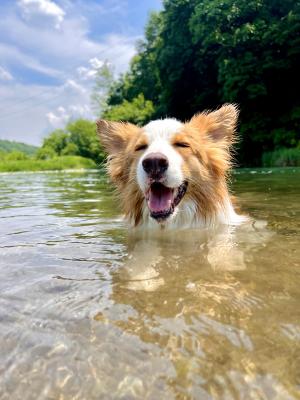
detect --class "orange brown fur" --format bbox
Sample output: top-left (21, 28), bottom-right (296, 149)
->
top-left (96, 120), bottom-right (147, 225)
top-left (171, 106), bottom-right (237, 221)
top-left (97, 104), bottom-right (243, 228)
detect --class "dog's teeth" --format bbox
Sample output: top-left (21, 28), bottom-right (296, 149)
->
top-left (147, 181), bottom-right (188, 221)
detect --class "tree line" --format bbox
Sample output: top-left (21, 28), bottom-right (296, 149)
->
top-left (36, 119), bottom-right (104, 165)
top-left (102, 0), bottom-right (300, 166)
top-left (37, 0), bottom-right (300, 167)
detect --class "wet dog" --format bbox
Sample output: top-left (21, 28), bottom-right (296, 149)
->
top-left (97, 104), bottom-right (246, 230)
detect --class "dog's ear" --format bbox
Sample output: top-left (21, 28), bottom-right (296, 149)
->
top-left (189, 104), bottom-right (239, 144)
top-left (96, 120), bottom-right (139, 155)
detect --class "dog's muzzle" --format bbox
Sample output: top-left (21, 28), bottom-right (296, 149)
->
top-left (145, 181), bottom-right (188, 222)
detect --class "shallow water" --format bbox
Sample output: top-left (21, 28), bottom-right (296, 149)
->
top-left (0, 168), bottom-right (299, 400)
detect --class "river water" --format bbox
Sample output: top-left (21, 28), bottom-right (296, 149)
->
top-left (0, 168), bottom-right (299, 399)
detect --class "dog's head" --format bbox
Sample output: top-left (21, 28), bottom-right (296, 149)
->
top-left (97, 104), bottom-right (238, 227)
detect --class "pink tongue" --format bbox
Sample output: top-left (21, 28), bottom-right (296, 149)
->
top-left (148, 185), bottom-right (173, 213)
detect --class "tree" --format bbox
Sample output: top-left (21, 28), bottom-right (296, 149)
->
top-left (105, 0), bottom-right (300, 166)
top-left (39, 120), bottom-right (105, 164)
top-left (91, 62), bottom-right (114, 116)
top-left (66, 119), bottom-right (105, 163)
top-left (36, 146), bottom-right (56, 160)
top-left (102, 94), bottom-right (154, 125)
top-left (41, 129), bottom-right (69, 156)
top-left (189, 0), bottom-right (300, 164)
top-left (106, 12), bottom-right (163, 112)
top-left (61, 142), bottom-right (79, 156)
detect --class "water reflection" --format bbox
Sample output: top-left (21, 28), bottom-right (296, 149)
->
top-left (101, 223), bottom-right (299, 398)
top-left (0, 169), bottom-right (299, 399)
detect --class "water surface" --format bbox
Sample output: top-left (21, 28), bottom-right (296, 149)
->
top-left (0, 168), bottom-right (299, 399)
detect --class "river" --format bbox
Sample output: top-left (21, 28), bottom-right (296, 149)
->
top-left (0, 168), bottom-right (299, 399)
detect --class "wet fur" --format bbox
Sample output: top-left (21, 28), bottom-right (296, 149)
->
top-left (97, 104), bottom-right (245, 229)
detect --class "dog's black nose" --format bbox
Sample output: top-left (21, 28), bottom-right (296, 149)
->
top-left (142, 153), bottom-right (169, 177)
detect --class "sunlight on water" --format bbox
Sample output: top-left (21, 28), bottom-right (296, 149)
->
top-left (0, 169), bottom-right (299, 399)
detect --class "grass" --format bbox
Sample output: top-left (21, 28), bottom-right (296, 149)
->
top-left (262, 147), bottom-right (300, 167)
top-left (0, 156), bottom-right (97, 172)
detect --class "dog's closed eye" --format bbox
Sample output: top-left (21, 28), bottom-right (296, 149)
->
top-left (135, 144), bottom-right (148, 151)
top-left (174, 142), bottom-right (190, 148)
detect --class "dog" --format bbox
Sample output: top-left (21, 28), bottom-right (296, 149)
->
top-left (97, 104), bottom-right (246, 230)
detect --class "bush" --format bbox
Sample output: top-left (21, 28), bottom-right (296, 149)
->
top-left (0, 156), bottom-right (97, 172)
top-left (0, 151), bottom-right (6, 161)
top-left (36, 146), bottom-right (56, 160)
top-left (262, 147), bottom-right (300, 167)
top-left (39, 120), bottom-right (105, 164)
top-left (61, 142), bottom-right (79, 156)
top-left (67, 119), bottom-right (104, 163)
top-left (42, 130), bottom-right (69, 156)
top-left (6, 151), bottom-right (28, 161)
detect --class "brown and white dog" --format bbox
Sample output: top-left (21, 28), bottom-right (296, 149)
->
top-left (97, 104), bottom-right (246, 230)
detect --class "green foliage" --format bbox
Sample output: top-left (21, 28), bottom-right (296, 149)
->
top-left (41, 129), bottom-right (69, 156)
top-left (67, 119), bottom-right (104, 163)
top-left (102, 94), bottom-right (155, 125)
top-left (107, 12), bottom-right (163, 112)
top-left (0, 150), bottom-right (29, 161)
top-left (262, 148), bottom-right (300, 167)
top-left (106, 0), bottom-right (300, 166)
top-left (0, 124), bottom-right (101, 171)
top-left (61, 142), bottom-right (79, 156)
top-left (38, 119), bottom-right (105, 164)
top-left (6, 151), bottom-right (28, 161)
top-left (36, 146), bottom-right (57, 160)
top-left (0, 156), bottom-right (96, 173)
top-left (0, 139), bottom-right (38, 155)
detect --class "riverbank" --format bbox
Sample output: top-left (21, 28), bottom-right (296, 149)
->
top-left (1, 148), bottom-right (299, 173)
top-left (0, 156), bottom-right (97, 172)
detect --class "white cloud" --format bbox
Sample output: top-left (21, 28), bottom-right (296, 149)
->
top-left (77, 57), bottom-right (106, 81)
top-left (0, 9), bottom-right (138, 78)
top-left (18, 0), bottom-right (65, 29)
top-left (0, 66), bottom-right (13, 81)
top-left (63, 79), bottom-right (86, 94)
top-left (46, 106), bottom-right (69, 128)
top-left (0, 78), bottom-right (95, 144)
top-left (0, 42), bottom-right (61, 78)
top-left (0, 82), bottom-right (57, 144)
top-left (46, 103), bottom-right (93, 129)
top-left (77, 66), bottom-right (98, 81)
top-left (89, 57), bottom-right (104, 70)
top-left (0, 1), bottom-right (141, 145)
top-left (69, 104), bottom-right (91, 116)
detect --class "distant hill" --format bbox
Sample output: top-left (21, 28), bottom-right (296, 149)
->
top-left (0, 139), bottom-right (38, 155)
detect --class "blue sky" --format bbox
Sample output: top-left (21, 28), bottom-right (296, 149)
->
top-left (0, 0), bottom-right (162, 145)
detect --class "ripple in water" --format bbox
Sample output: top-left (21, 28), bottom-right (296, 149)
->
top-left (0, 169), bottom-right (299, 399)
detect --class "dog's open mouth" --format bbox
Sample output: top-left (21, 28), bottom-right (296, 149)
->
top-left (145, 181), bottom-right (188, 221)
